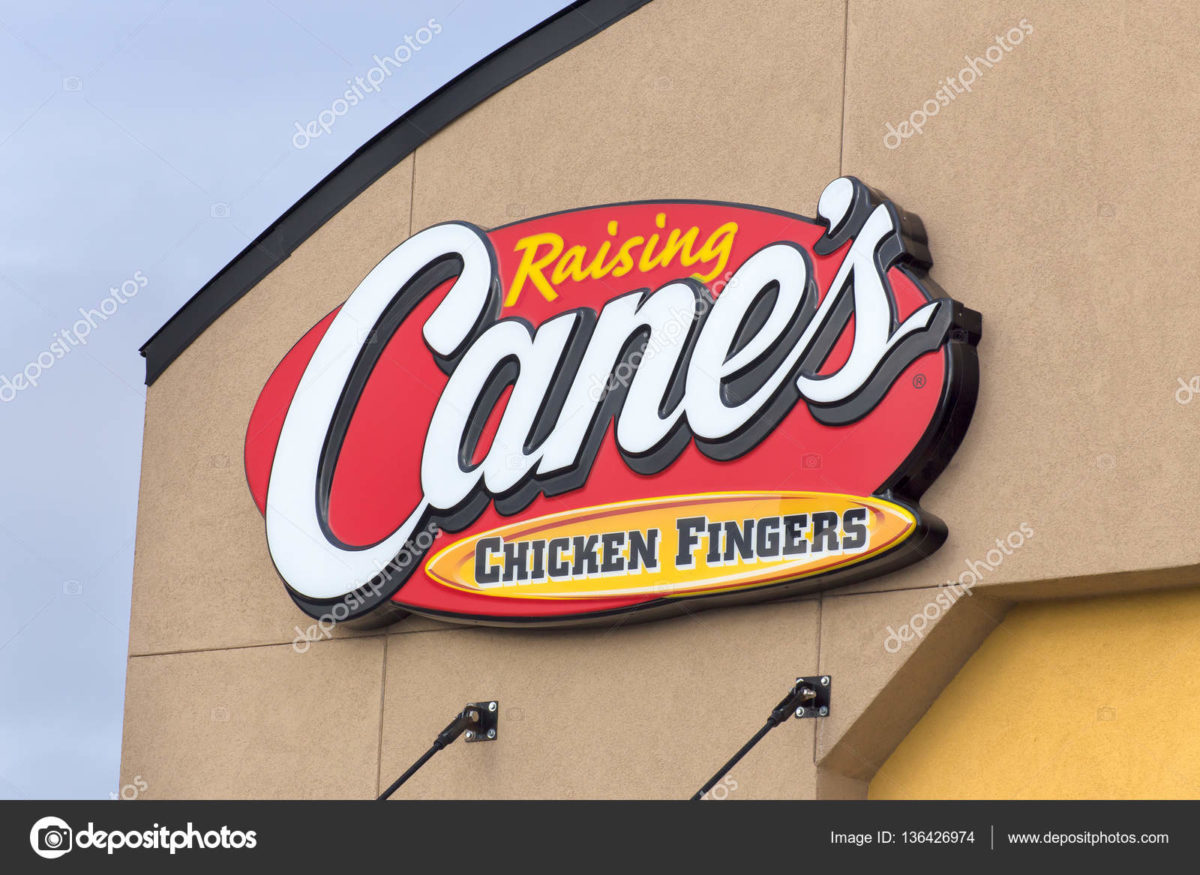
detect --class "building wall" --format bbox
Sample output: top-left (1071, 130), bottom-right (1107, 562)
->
top-left (870, 587), bottom-right (1200, 799)
top-left (122, 0), bottom-right (1200, 799)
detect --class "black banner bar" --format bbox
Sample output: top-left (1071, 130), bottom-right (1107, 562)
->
top-left (3, 800), bottom-right (1194, 870)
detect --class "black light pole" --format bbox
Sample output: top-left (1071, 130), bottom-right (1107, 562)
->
top-left (377, 701), bottom-right (499, 800)
top-left (691, 677), bottom-right (831, 800)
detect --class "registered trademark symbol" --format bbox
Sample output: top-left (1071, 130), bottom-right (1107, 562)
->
top-left (912, 373), bottom-right (926, 389)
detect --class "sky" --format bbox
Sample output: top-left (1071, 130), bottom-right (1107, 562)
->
top-left (0, 0), bottom-right (571, 800)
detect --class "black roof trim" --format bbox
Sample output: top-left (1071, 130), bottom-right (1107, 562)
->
top-left (140, 0), bottom-right (651, 384)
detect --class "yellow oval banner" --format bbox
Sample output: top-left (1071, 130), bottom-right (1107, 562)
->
top-left (424, 491), bottom-right (917, 600)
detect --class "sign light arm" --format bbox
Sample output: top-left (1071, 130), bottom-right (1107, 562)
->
top-left (377, 700), bottom-right (499, 800)
top-left (690, 676), bottom-right (830, 800)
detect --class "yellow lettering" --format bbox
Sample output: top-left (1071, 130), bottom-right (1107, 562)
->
top-left (657, 226), bottom-right (701, 270)
top-left (605, 235), bottom-right (643, 277)
top-left (585, 240), bottom-right (614, 279)
top-left (693, 222), bottom-right (738, 283)
top-left (639, 233), bottom-right (663, 272)
top-left (507, 219), bottom-right (739, 303)
top-left (551, 245), bottom-right (590, 284)
top-left (508, 233), bottom-right (563, 306)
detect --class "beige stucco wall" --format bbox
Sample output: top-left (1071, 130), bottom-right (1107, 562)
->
top-left (122, 0), bottom-right (1200, 799)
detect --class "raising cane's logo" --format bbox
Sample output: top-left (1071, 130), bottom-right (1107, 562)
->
top-left (245, 177), bottom-right (981, 626)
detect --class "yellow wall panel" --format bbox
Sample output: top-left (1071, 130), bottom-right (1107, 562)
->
top-left (870, 587), bottom-right (1200, 799)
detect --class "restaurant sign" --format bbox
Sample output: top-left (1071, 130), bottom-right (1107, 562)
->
top-left (244, 177), bottom-right (981, 626)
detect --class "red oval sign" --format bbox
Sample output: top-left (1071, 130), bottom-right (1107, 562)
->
top-left (244, 177), bottom-right (980, 626)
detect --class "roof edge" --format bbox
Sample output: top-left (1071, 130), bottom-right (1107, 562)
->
top-left (140, 0), bottom-right (652, 384)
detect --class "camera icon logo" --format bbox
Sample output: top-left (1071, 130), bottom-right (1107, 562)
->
top-left (30, 816), bottom-right (73, 859)
top-left (802, 453), bottom-right (822, 469)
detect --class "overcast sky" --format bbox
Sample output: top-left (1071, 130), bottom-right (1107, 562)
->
top-left (0, 0), bottom-right (570, 800)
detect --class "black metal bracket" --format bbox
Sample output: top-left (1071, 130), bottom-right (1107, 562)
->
top-left (788, 676), bottom-right (831, 719)
top-left (464, 700), bottom-right (499, 742)
top-left (378, 699), bottom-right (500, 799)
top-left (692, 674), bottom-right (832, 799)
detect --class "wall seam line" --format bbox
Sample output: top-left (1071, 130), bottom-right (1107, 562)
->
top-left (838, 0), bottom-right (849, 175)
top-left (375, 634), bottom-right (389, 797)
top-left (812, 592), bottom-right (824, 771)
top-left (126, 627), bottom-right (466, 659)
top-left (408, 149), bottom-right (417, 234)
